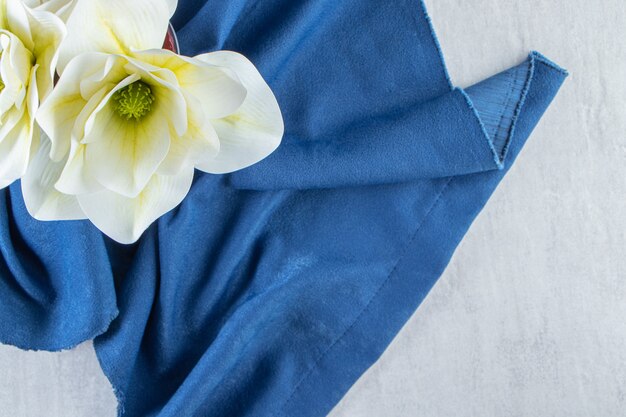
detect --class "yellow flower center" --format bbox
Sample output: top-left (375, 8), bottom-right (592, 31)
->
top-left (112, 81), bottom-right (155, 121)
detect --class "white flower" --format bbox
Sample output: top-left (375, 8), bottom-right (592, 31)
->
top-left (26, 0), bottom-right (283, 244)
top-left (0, 0), bottom-right (64, 188)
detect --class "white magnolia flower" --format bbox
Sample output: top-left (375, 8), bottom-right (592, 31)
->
top-left (26, 0), bottom-right (283, 244)
top-left (0, 0), bottom-right (64, 188)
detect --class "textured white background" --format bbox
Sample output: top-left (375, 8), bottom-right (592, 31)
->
top-left (2, 0), bottom-right (626, 416)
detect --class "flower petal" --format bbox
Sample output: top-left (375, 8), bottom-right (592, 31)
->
top-left (25, 5), bottom-right (66, 98)
top-left (0, 64), bottom-right (37, 187)
top-left (158, 94), bottom-right (220, 175)
top-left (28, 0), bottom-right (76, 21)
top-left (55, 141), bottom-right (101, 195)
top-left (78, 53), bottom-right (127, 99)
top-left (21, 133), bottom-right (86, 220)
top-left (0, 32), bottom-right (32, 114)
top-left (4, 0), bottom-right (34, 50)
top-left (36, 53), bottom-right (111, 161)
top-left (80, 73), bottom-right (142, 143)
top-left (77, 167), bottom-right (194, 244)
top-left (193, 51), bottom-right (284, 174)
top-left (58, 0), bottom-right (170, 73)
top-left (134, 49), bottom-right (247, 120)
top-left (164, 0), bottom-right (178, 17)
top-left (84, 105), bottom-right (171, 198)
top-left (0, 110), bottom-right (31, 187)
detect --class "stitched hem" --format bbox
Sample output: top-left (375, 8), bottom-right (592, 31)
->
top-left (459, 51), bottom-right (568, 171)
top-left (459, 53), bottom-right (534, 170)
top-left (277, 178), bottom-right (453, 416)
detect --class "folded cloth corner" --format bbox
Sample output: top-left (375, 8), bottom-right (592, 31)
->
top-left (228, 51), bottom-right (567, 190)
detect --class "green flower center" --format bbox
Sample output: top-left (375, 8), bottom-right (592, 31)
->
top-left (112, 80), bottom-right (155, 121)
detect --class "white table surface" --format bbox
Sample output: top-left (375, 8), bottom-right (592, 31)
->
top-left (2, 0), bottom-right (625, 416)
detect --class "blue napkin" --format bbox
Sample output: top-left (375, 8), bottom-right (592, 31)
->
top-left (0, 1), bottom-right (567, 416)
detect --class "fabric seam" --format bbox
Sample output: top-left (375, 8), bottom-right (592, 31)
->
top-left (493, 70), bottom-right (517, 159)
top-left (278, 177), bottom-right (453, 415)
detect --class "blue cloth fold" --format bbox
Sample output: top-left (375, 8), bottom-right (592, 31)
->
top-left (0, 1), bottom-right (567, 416)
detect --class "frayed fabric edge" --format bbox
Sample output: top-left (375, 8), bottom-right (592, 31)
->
top-left (459, 51), bottom-right (568, 170)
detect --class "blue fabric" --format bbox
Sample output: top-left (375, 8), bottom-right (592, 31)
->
top-left (0, 1), bottom-right (567, 416)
